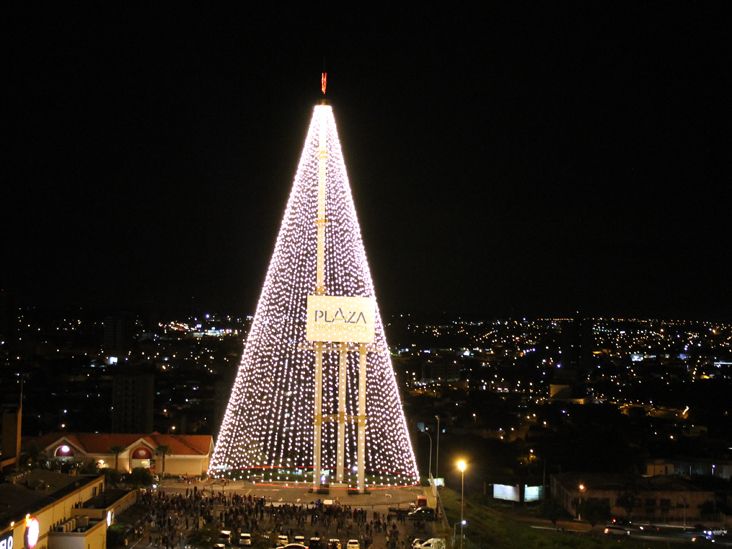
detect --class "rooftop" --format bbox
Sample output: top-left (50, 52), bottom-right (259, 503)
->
top-left (25, 432), bottom-right (213, 456)
top-left (0, 470), bottom-right (102, 524)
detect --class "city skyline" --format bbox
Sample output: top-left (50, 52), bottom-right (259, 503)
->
top-left (6, 6), bottom-right (729, 321)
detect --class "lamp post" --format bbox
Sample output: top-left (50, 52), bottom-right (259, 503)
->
top-left (434, 415), bottom-right (440, 480)
top-left (457, 459), bottom-right (467, 549)
top-left (452, 520), bottom-right (466, 547)
top-left (422, 429), bottom-right (433, 479)
top-left (681, 496), bottom-right (687, 529)
top-left (578, 483), bottom-right (586, 521)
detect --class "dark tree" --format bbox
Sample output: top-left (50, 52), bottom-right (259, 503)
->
top-left (617, 484), bottom-right (640, 520)
top-left (130, 467), bottom-right (154, 486)
top-left (578, 498), bottom-right (611, 527)
top-left (541, 498), bottom-right (566, 527)
top-left (110, 445), bottom-right (125, 471)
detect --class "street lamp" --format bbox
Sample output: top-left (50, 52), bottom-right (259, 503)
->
top-left (681, 496), bottom-right (688, 529)
top-left (434, 415), bottom-right (440, 480)
top-left (421, 429), bottom-right (433, 479)
top-left (457, 459), bottom-right (467, 549)
top-left (452, 519), bottom-right (467, 547)
top-left (578, 483), bottom-right (586, 520)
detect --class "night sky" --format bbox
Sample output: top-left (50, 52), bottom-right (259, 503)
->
top-left (6, 6), bottom-right (730, 319)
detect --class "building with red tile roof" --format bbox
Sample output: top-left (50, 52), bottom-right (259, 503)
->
top-left (25, 433), bottom-right (213, 476)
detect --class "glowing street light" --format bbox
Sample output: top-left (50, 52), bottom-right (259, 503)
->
top-left (578, 483), bottom-right (586, 520)
top-left (457, 459), bottom-right (467, 549)
top-left (452, 520), bottom-right (467, 545)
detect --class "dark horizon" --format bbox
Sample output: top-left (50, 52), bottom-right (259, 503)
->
top-left (6, 7), bottom-right (730, 321)
top-left (3, 289), bottom-right (732, 324)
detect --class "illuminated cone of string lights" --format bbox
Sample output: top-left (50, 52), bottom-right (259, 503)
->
top-left (210, 100), bottom-right (419, 487)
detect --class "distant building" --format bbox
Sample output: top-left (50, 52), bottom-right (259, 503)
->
top-left (548, 383), bottom-right (571, 399)
top-left (553, 317), bottom-right (593, 396)
top-left (551, 472), bottom-right (717, 522)
top-left (420, 360), bottom-right (461, 382)
top-left (0, 288), bottom-right (17, 369)
top-left (645, 459), bottom-right (676, 477)
top-left (103, 314), bottom-right (134, 358)
top-left (0, 388), bottom-right (22, 471)
top-left (548, 383), bottom-right (587, 403)
top-left (26, 432), bottom-right (214, 476)
top-left (646, 458), bottom-right (732, 480)
top-left (0, 404), bottom-right (22, 471)
top-left (111, 366), bottom-right (154, 433)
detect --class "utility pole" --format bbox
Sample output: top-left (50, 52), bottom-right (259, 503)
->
top-left (434, 415), bottom-right (440, 480)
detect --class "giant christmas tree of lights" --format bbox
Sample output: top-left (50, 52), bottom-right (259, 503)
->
top-left (210, 97), bottom-right (419, 488)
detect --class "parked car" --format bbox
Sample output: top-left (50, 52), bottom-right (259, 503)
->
top-left (603, 525), bottom-right (630, 536)
top-left (389, 505), bottom-right (415, 517)
top-left (413, 539), bottom-right (446, 549)
top-left (407, 507), bottom-right (436, 521)
top-left (328, 539), bottom-right (342, 549)
top-left (238, 532), bottom-right (252, 546)
top-left (346, 541), bottom-right (360, 549)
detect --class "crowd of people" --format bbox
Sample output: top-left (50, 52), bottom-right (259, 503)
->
top-left (128, 486), bottom-right (431, 548)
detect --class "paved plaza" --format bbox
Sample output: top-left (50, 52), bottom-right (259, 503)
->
top-left (162, 479), bottom-right (431, 509)
top-left (117, 479), bottom-right (445, 548)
